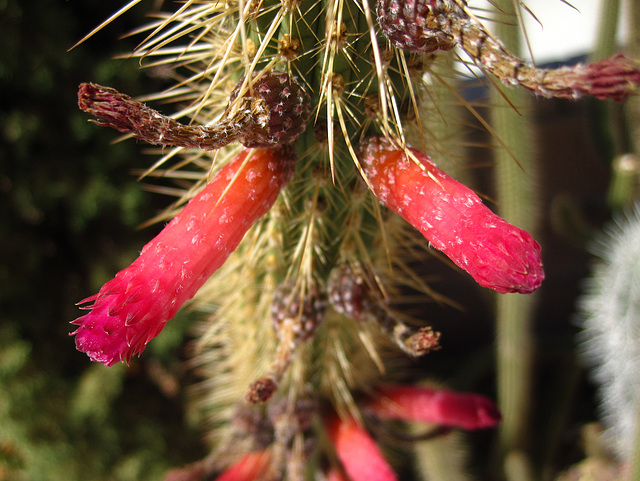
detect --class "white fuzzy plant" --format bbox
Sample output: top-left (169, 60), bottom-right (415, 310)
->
top-left (578, 203), bottom-right (640, 461)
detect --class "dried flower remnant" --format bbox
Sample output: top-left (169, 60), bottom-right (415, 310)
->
top-left (327, 262), bottom-right (441, 356)
top-left (246, 282), bottom-right (328, 404)
top-left (358, 136), bottom-right (544, 294)
top-left (71, 145), bottom-right (296, 366)
top-left (376, 0), bottom-right (640, 101)
top-left (78, 71), bottom-right (311, 150)
top-left (565, 54), bottom-right (640, 102)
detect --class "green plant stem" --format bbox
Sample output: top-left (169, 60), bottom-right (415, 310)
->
top-left (590, 0), bottom-right (632, 209)
top-left (490, 2), bottom-right (539, 480)
top-left (592, 0), bottom-right (620, 61)
top-left (413, 428), bottom-right (473, 481)
top-left (414, 54), bottom-right (468, 182)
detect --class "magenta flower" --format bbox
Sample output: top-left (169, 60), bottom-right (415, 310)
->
top-left (327, 414), bottom-right (399, 481)
top-left (358, 136), bottom-right (544, 294)
top-left (327, 384), bottom-right (501, 481)
top-left (326, 468), bottom-right (351, 481)
top-left (214, 450), bottom-right (272, 481)
top-left (366, 384), bottom-right (502, 430)
top-left (71, 145), bottom-right (296, 366)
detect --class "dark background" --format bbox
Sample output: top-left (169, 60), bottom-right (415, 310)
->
top-left (0, 2), bottom-right (205, 479)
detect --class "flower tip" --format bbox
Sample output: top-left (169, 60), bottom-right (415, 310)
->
top-left (515, 268), bottom-right (544, 294)
top-left (583, 54), bottom-right (640, 102)
top-left (473, 226), bottom-right (545, 294)
top-left (77, 82), bottom-right (111, 114)
top-left (369, 385), bottom-right (502, 431)
top-left (508, 252), bottom-right (545, 295)
top-left (213, 451), bottom-right (271, 481)
top-left (493, 258), bottom-right (545, 295)
top-left (77, 82), bottom-right (92, 109)
top-left (472, 396), bottom-right (503, 428)
top-left (358, 136), bottom-right (545, 295)
top-left (72, 325), bottom-right (122, 367)
top-left (327, 415), bottom-right (399, 481)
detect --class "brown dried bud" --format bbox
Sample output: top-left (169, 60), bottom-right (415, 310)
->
top-left (528, 54), bottom-right (640, 102)
top-left (228, 71), bottom-right (312, 147)
top-left (328, 262), bottom-right (442, 357)
top-left (328, 263), bottom-right (373, 321)
top-left (271, 282), bottom-right (327, 344)
top-left (403, 326), bottom-right (441, 355)
top-left (376, 1), bottom-right (640, 102)
top-left (376, 0), bottom-right (457, 53)
top-left (246, 377), bottom-right (279, 404)
top-left (77, 70), bottom-right (311, 150)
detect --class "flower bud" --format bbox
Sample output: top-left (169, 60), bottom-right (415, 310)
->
top-left (327, 415), bottom-right (399, 481)
top-left (71, 145), bottom-right (296, 365)
top-left (367, 384), bottom-right (502, 430)
top-left (358, 137), bottom-right (544, 294)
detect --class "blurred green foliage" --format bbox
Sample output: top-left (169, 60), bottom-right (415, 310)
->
top-left (0, 1), bottom-right (203, 479)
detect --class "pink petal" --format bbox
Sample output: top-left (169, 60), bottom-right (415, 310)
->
top-left (367, 384), bottom-right (502, 430)
top-left (358, 137), bottom-right (544, 294)
top-left (326, 467), bottom-right (352, 481)
top-left (214, 451), bottom-right (271, 481)
top-left (327, 415), bottom-right (399, 481)
top-left (72, 146), bottom-right (296, 366)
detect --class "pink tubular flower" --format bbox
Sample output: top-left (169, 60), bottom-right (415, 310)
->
top-left (366, 384), bottom-right (501, 430)
top-left (326, 384), bottom-right (500, 481)
top-left (326, 468), bottom-right (352, 481)
top-left (214, 450), bottom-right (272, 481)
top-left (327, 415), bottom-right (399, 481)
top-left (358, 136), bottom-right (544, 294)
top-left (71, 145), bottom-right (296, 366)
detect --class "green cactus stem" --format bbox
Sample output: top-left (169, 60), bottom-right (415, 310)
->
top-left (489, 2), bottom-right (539, 480)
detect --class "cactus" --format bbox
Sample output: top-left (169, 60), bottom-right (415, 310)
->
top-left (570, 0), bottom-right (640, 478)
top-left (70, 1), bottom-right (640, 479)
top-left (577, 204), bottom-right (640, 462)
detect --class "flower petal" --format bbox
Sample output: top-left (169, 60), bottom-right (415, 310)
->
top-left (72, 146), bottom-right (296, 366)
top-left (327, 415), bottom-right (399, 481)
top-left (214, 451), bottom-right (271, 481)
top-left (367, 384), bottom-right (502, 430)
top-left (358, 137), bottom-right (544, 294)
